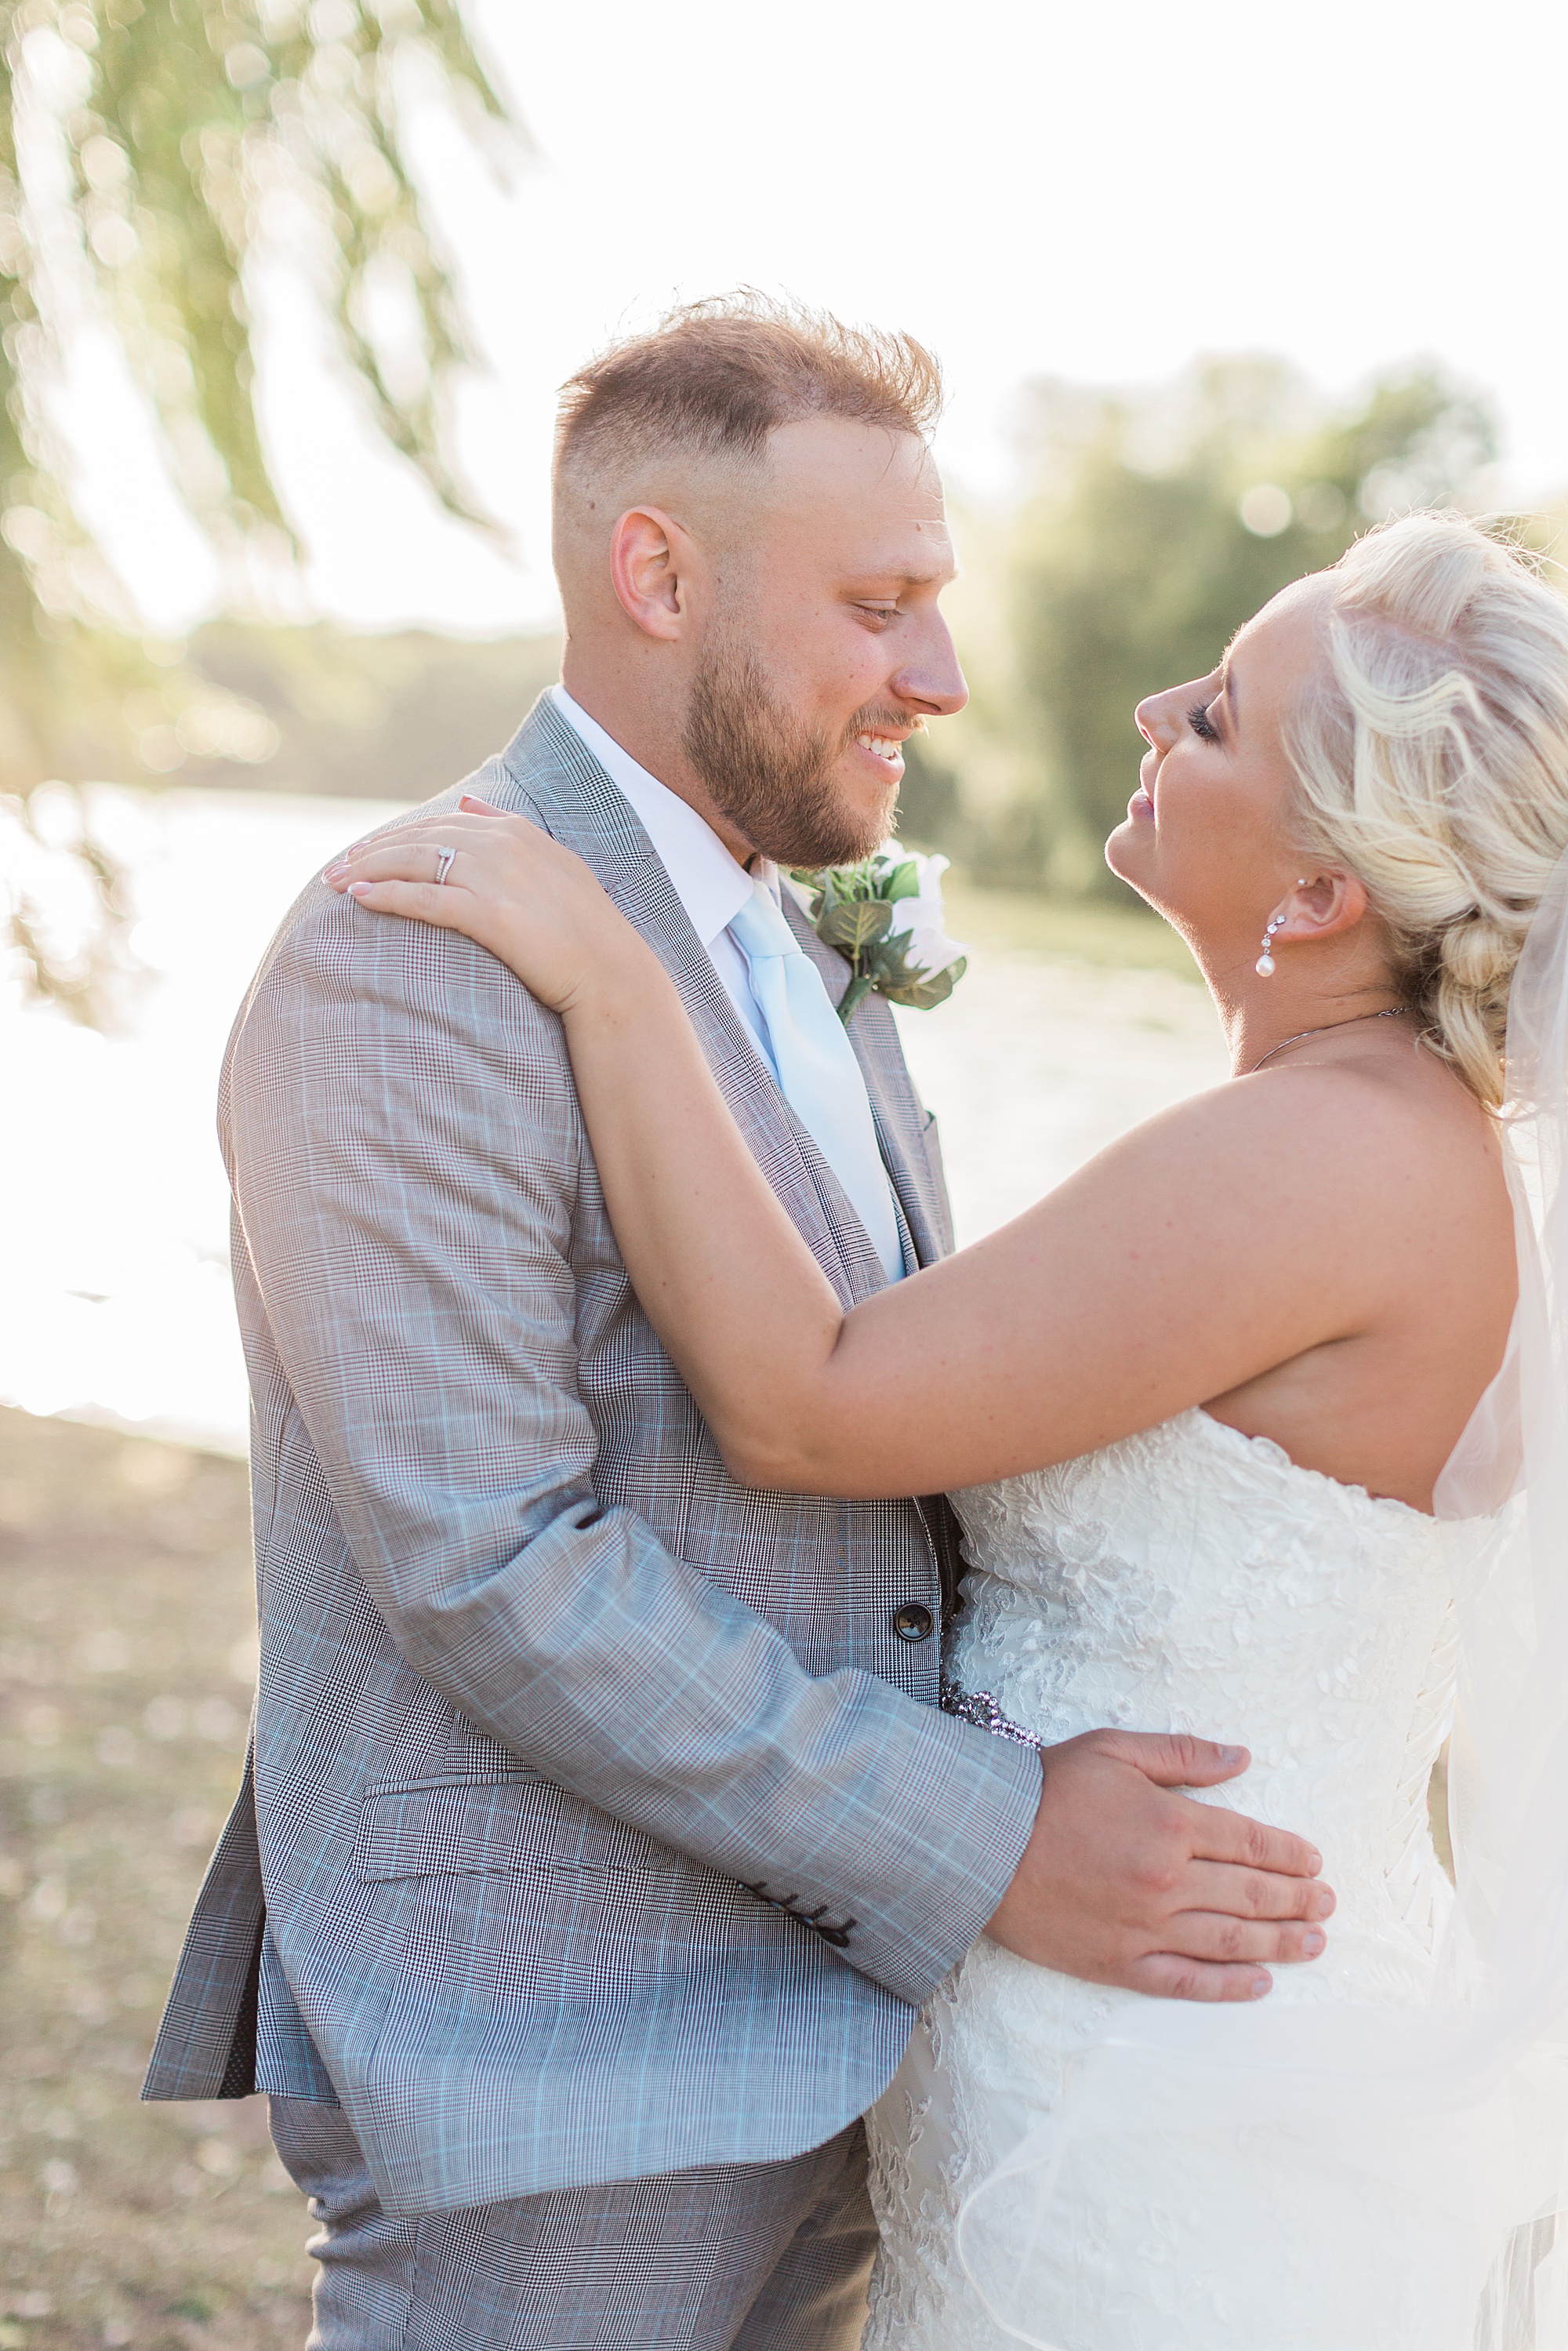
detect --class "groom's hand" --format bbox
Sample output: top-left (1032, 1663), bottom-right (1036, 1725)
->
top-left (984, 1730), bottom-right (1334, 2002)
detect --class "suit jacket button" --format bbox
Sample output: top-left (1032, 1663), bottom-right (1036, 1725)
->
top-left (892, 1603), bottom-right (934, 1643)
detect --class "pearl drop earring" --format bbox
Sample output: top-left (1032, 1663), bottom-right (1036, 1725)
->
top-left (1256, 884), bottom-right (1308, 978)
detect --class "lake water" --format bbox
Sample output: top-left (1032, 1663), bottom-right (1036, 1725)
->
top-left (3, 787), bottom-right (1228, 1455)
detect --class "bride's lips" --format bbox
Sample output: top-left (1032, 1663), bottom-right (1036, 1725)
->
top-left (1129, 745), bottom-right (1157, 821)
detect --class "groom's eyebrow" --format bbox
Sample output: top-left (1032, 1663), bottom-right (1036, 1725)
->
top-left (849, 558), bottom-right (955, 590)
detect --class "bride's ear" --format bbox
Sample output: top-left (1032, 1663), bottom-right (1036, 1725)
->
top-left (1269, 869), bottom-right (1370, 946)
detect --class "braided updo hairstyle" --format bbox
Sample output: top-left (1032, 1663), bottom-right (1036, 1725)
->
top-left (1286, 514), bottom-right (1568, 1107)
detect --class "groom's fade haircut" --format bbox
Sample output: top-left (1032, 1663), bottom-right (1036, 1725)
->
top-left (554, 291), bottom-right (943, 500)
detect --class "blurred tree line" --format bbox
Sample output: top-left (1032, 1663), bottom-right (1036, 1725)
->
top-left (898, 356), bottom-right (1510, 898)
top-left (0, 0), bottom-right (1548, 1003)
top-left (122, 616), bottom-right (557, 794)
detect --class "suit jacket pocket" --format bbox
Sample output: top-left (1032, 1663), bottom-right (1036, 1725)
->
top-left (347, 1774), bottom-right (766, 2008)
top-left (352, 1772), bottom-right (658, 1884)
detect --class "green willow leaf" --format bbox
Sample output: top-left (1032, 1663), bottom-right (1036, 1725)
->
top-left (0, 0), bottom-right (525, 1011)
top-left (0, 2), bottom-right (523, 750)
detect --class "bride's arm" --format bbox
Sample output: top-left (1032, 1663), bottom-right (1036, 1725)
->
top-left (329, 805), bottom-right (1389, 1501)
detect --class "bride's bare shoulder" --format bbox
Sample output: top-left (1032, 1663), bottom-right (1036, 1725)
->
top-left (1082, 1045), bottom-right (1504, 1256)
top-left (1242, 1044), bottom-right (1500, 1179)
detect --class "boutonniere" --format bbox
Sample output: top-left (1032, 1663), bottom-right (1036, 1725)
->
top-left (790, 846), bottom-right (968, 1025)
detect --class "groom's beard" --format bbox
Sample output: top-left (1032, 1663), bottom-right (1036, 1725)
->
top-left (682, 641), bottom-right (906, 870)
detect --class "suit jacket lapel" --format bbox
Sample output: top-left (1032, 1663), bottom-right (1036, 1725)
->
top-left (489, 697), bottom-right (890, 1309)
top-left (784, 896), bottom-right (949, 1272)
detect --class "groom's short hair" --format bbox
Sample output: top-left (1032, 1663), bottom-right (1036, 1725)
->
top-left (554, 292), bottom-right (942, 487)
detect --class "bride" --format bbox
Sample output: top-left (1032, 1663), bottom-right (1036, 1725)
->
top-left (328, 514), bottom-right (1568, 2347)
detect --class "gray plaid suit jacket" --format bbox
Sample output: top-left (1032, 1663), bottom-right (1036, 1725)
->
top-left (143, 694), bottom-right (1041, 2218)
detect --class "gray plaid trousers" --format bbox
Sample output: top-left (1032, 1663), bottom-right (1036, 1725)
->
top-left (269, 2096), bottom-right (877, 2351)
top-left (144, 693), bottom-right (1040, 2218)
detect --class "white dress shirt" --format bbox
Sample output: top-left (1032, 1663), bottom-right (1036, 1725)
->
top-left (550, 683), bottom-right (905, 1277)
top-left (551, 684), bottom-right (769, 1049)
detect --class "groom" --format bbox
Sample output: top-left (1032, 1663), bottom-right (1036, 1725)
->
top-left (145, 295), bottom-right (1330, 2349)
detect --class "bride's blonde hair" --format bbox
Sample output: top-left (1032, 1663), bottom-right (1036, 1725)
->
top-left (1287, 512), bottom-right (1568, 1106)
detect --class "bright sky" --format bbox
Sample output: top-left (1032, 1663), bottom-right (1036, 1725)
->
top-left (75, 0), bottom-right (1568, 638)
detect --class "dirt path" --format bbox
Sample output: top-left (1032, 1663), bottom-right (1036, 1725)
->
top-left (0, 1409), bottom-right (310, 2350)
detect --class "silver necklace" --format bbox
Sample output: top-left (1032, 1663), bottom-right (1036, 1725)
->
top-left (1243, 1005), bottom-right (1414, 1077)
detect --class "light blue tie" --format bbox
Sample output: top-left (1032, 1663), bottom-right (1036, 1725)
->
top-left (728, 881), bottom-right (905, 1284)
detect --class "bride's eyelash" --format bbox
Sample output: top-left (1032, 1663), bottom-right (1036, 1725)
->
top-left (1188, 701), bottom-right (1221, 743)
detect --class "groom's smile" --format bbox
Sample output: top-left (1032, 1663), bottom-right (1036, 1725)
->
top-left (852, 723), bottom-right (918, 779)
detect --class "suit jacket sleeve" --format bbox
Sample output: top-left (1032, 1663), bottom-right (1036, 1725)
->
top-left (225, 884), bottom-right (1040, 2009)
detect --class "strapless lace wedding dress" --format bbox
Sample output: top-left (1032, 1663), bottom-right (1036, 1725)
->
top-left (862, 1408), bottom-right (1488, 2351)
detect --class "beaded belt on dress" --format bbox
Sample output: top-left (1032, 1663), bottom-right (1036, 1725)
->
top-left (940, 1675), bottom-right (1044, 1753)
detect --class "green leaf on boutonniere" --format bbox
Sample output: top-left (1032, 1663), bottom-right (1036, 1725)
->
top-left (877, 954), bottom-right (967, 1011)
top-left (789, 846), bottom-right (969, 1026)
top-left (817, 897), bottom-right (894, 956)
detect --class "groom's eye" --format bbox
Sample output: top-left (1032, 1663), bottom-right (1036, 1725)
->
top-left (857, 604), bottom-right (900, 627)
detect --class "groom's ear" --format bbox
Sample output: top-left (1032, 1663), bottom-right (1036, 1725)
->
top-left (610, 506), bottom-right (692, 641)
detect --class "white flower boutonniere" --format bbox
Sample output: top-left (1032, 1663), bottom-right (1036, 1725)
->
top-left (790, 846), bottom-right (968, 1026)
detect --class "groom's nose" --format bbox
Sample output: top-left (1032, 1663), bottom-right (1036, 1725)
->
top-left (891, 612), bottom-right (968, 720)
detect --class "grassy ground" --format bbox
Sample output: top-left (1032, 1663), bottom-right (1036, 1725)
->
top-left (942, 879), bottom-right (1203, 978)
top-left (0, 1409), bottom-right (313, 2351)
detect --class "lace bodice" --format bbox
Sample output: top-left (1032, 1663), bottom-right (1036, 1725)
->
top-left (863, 1409), bottom-right (1487, 2351)
top-left (949, 1408), bottom-right (1460, 1945)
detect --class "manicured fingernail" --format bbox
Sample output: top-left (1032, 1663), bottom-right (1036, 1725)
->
top-left (1303, 1931), bottom-right (1325, 1957)
top-left (324, 864), bottom-right (347, 882)
top-left (348, 881), bottom-right (376, 898)
top-left (1250, 1974), bottom-right (1272, 1999)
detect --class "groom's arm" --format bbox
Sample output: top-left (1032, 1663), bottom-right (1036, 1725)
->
top-left (227, 878), bottom-right (1042, 2008)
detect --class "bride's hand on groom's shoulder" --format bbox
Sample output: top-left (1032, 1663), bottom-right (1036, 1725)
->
top-left (986, 1728), bottom-right (1334, 2004)
top-left (324, 799), bottom-right (650, 1016)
